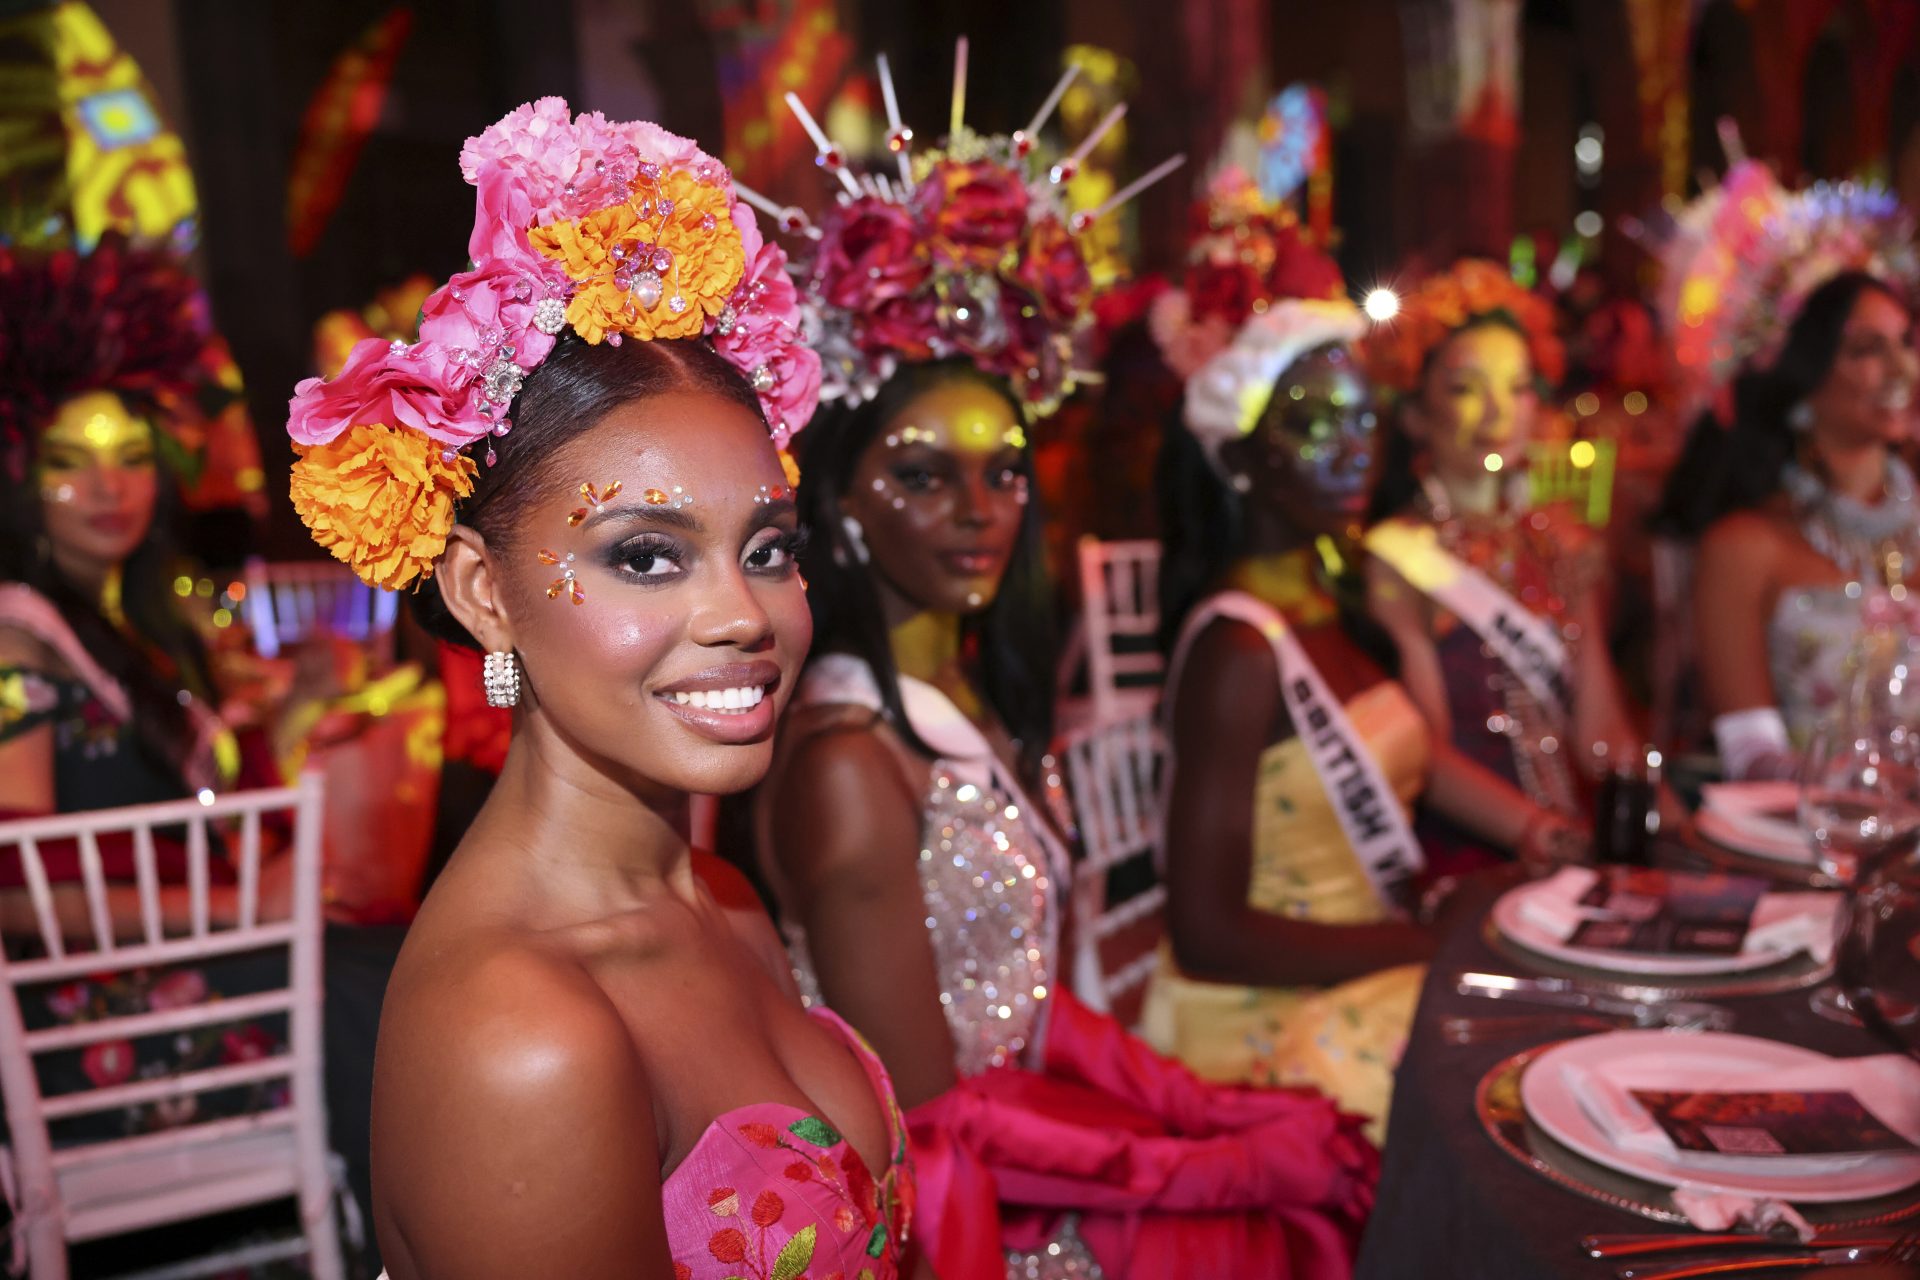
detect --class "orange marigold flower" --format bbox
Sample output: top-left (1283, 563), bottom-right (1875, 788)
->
top-left (1359, 258), bottom-right (1565, 396)
top-left (530, 168), bottom-right (743, 344)
top-left (778, 448), bottom-right (802, 491)
top-left (289, 423), bottom-right (476, 592)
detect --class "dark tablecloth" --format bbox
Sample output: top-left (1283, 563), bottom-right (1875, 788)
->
top-left (1353, 873), bottom-right (1895, 1280)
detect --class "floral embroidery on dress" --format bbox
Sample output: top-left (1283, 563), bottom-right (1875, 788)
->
top-left (665, 1009), bottom-right (913, 1280)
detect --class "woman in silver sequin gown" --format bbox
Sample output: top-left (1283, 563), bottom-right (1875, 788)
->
top-left (754, 360), bottom-right (1378, 1280)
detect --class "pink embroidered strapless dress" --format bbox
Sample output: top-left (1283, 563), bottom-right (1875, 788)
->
top-left (663, 1008), bottom-right (914, 1279)
top-left (378, 1008), bottom-right (913, 1280)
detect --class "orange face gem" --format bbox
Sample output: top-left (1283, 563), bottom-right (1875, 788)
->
top-left (541, 550), bottom-right (583, 604)
top-left (643, 488), bottom-right (668, 505)
top-left (566, 479), bottom-right (625, 526)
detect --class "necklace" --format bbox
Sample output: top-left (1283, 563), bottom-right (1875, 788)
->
top-left (1781, 458), bottom-right (1920, 588)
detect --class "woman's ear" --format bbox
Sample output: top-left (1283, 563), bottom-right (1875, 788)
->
top-left (434, 525), bottom-right (515, 653)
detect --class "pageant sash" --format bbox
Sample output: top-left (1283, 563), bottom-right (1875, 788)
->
top-left (1168, 592), bottom-right (1424, 912)
top-left (1365, 519), bottom-right (1573, 721)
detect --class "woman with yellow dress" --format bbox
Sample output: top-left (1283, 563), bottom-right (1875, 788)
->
top-left (1145, 289), bottom-right (1533, 1137)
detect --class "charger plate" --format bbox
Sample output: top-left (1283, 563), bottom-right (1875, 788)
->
top-left (1475, 1042), bottom-right (1920, 1228)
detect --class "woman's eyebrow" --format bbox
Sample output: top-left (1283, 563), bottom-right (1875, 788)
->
top-left (581, 504), bottom-right (702, 533)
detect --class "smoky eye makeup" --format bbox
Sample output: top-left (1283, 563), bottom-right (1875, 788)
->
top-left (604, 531), bottom-right (686, 581)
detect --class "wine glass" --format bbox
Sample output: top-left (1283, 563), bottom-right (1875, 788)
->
top-left (1799, 679), bottom-right (1920, 1025)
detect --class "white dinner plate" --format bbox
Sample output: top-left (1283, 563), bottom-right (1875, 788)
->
top-left (1491, 876), bottom-right (1804, 976)
top-left (1520, 1031), bottom-right (1920, 1202)
top-left (1696, 782), bottom-right (1817, 865)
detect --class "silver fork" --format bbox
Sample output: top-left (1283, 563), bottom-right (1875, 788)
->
top-left (1615, 1230), bottom-right (1920, 1278)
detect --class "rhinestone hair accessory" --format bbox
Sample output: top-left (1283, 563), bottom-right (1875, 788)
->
top-left (1184, 298), bottom-right (1368, 473)
top-left (284, 99), bottom-right (821, 591)
top-left (1647, 135), bottom-right (1919, 427)
top-left (1357, 258), bottom-right (1565, 400)
top-left (742, 42), bottom-right (1184, 418)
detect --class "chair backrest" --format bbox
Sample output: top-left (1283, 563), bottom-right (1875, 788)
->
top-left (0, 778), bottom-right (329, 1235)
top-left (1527, 438), bottom-right (1617, 527)
top-left (1061, 713), bottom-right (1166, 1030)
top-left (1077, 537), bottom-right (1166, 727)
top-left (242, 558), bottom-right (400, 661)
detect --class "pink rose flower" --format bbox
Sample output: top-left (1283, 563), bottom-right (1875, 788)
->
top-left (417, 264), bottom-right (561, 373)
top-left (288, 336), bottom-right (483, 448)
top-left (460, 99), bottom-right (641, 261)
top-left (814, 198), bottom-right (930, 309)
top-left (915, 158), bottom-right (1030, 271)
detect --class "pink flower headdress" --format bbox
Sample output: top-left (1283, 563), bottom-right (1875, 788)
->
top-left (745, 42), bottom-right (1185, 419)
top-left (1647, 128), bottom-right (1919, 426)
top-left (285, 99), bottom-right (819, 591)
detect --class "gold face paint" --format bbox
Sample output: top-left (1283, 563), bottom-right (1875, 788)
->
top-left (37, 391), bottom-right (157, 476)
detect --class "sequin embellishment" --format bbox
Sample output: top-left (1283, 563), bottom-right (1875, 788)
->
top-left (917, 772), bottom-right (1052, 1076)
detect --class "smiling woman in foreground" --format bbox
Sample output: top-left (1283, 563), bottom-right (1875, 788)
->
top-left (283, 98), bottom-right (918, 1280)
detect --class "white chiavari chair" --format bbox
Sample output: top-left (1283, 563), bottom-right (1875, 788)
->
top-left (1069, 538), bottom-right (1165, 733)
top-left (1061, 713), bottom-right (1166, 1031)
top-left (0, 777), bottom-right (342, 1280)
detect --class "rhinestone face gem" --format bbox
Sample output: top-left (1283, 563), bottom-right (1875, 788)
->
top-left (631, 271), bottom-right (664, 309)
top-left (533, 297), bottom-right (568, 335)
top-left (480, 359), bottom-right (524, 405)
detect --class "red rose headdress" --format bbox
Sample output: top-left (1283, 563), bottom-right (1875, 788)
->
top-left (1147, 165), bottom-right (1346, 381)
top-left (743, 42), bottom-right (1185, 418)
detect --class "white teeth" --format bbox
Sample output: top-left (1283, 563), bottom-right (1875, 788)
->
top-left (667, 686), bottom-right (767, 714)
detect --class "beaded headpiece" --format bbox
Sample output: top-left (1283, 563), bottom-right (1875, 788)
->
top-left (284, 99), bottom-right (818, 591)
top-left (1147, 166), bottom-right (1345, 381)
top-left (1357, 259), bottom-right (1565, 399)
top-left (749, 42), bottom-right (1184, 418)
top-left (1649, 153), bottom-right (1919, 425)
top-left (0, 233), bottom-right (218, 484)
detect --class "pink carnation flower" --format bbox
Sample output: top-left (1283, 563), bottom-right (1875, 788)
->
top-left (460, 98), bottom-right (639, 262)
top-left (288, 336), bottom-right (484, 448)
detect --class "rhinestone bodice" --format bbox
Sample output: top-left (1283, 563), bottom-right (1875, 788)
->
top-left (916, 769), bottom-right (1055, 1076)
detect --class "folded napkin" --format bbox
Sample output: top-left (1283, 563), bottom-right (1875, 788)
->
top-left (1562, 1053), bottom-right (1920, 1176)
top-left (1516, 867), bottom-right (1838, 963)
top-left (1699, 782), bottom-right (1815, 862)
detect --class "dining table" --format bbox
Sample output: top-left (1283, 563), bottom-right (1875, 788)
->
top-left (1352, 853), bottom-right (1918, 1280)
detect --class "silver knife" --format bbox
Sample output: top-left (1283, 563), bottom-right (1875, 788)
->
top-left (1616, 1245), bottom-right (1891, 1278)
top-left (1454, 972), bottom-right (1733, 1029)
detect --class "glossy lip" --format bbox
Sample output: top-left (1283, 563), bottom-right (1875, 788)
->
top-left (936, 548), bottom-right (1007, 577)
top-left (84, 512), bottom-right (139, 536)
top-left (652, 660), bottom-right (782, 747)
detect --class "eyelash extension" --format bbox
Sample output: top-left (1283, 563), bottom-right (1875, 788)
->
top-left (776, 526), bottom-right (812, 559)
top-left (607, 534), bottom-right (684, 574)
